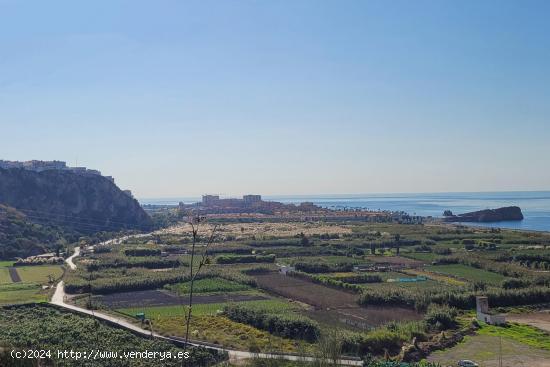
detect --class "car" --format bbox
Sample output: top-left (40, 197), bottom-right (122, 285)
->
top-left (458, 360), bottom-right (479, 367)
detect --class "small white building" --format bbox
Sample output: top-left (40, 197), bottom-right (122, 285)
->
top-left (279, 265), bottom-right (295, 275)
top-left (476, 296), bottom-right (506, 325)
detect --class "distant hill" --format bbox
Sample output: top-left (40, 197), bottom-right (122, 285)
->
top-left (0, 168), bottom-right (153, 256)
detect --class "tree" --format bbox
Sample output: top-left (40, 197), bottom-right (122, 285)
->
top-left (394, 234), bottom-right (401, 255)
top-left (300, 232), bottom-right (310, 246)
top-left (183, 213), bottom-right (218, 353)
top-left (443, 210), bottom-right (453, 217)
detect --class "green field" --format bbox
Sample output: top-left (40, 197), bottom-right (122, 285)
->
top-left (403, 252), bottom-right (438, 262)
top-left (164, 277), bottom-right (251, 294)
top-left (15, 265), bottom-right (64, 284)
top-left (0, 268), bottom-right (12, 284)
top-left (362, 278), bottom-right (453, 292)
top-left (0, 283), bottom-right (47, 305)
top-left (0, 261), bottom-right (15, 267)
top-left (477, 322), bottom-right (550, 351)
top-left (426, 264), bottom-right (506, 285)
top-left (117, 298), bottom-right (297, 319)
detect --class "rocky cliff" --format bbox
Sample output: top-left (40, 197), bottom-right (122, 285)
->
top-left (443, 206), bottom-right (524, 223)
top-left (0, 168), bottom-right (152, 234)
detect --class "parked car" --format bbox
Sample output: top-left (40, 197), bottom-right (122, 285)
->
top-left (458, 360), bottom-right (479, 367)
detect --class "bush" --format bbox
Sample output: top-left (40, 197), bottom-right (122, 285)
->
top-left (224, 305), bottom-right (320, 342)
top-left (434, 247), bottom-right (452, 255)
top-left (124, 248), bottom-right (161, 256)
top-left (294, 262), bottom-right (353, 273)
top-left (424, 305), bottom-right (457, 330)
top-left (216, 254), bottom-right (275, 264)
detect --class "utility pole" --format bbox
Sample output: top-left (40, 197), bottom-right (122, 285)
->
top-left (499, 335), bottom-right (503, 367)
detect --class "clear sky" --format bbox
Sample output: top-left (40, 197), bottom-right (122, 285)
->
top-left (1, 0), bottom-right (549, 198)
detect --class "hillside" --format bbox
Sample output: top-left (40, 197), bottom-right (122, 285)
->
top-left (0, 204), bottom-right (63, 258)
top-left (0, 167), bottom-right (152, 239)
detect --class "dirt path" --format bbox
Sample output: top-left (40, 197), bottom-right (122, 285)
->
top-left (8, 267), bottom-right (21, 282)
top-left (506, 311), bottom-right (550, 333)
top-left (428, 334), bottom-right (550, 367)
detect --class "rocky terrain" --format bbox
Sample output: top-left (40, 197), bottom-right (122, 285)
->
top-left (443, 206), bottom-right (524, 223)
top-left (0, 167), bottom-right (152, 234)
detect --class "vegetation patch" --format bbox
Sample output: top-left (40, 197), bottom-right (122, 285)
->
top-left (0, 304), bottom-right (223, 366)
top-left (426, 264), bottom-right (506, 285)
top-left (477, 321), bottom-right (550, 351)
top-left (164, 277), bottom-right (251, 294)
top-left (15, 265), bottom-right (63, 284)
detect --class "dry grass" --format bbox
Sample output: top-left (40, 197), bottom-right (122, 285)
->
top-left (151, 314), bottom-right (299, 352)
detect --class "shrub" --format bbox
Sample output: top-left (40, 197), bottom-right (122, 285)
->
top-left (424, 305), bottom-right (457, 330)
top-left (216, 254), bottom-right (275, 264)
top-left (124, 248), bottom-right (161, 256)
top-left (293, 262), bottom-right (353, 273)
top-left (434, 247), bottom-right (452, 255)
top-left (224, 305), bottom-right (320, 342)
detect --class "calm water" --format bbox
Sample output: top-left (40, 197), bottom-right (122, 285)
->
top-left (140, 191), bottom-right (550, 232)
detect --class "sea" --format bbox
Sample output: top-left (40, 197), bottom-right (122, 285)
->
top-left (139, 191), bottom-right (550, 232)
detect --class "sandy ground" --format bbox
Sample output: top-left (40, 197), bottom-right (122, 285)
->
top-left (506, 310), bottom-right (550, 334)
top-left (428, 334), bottom-right (550, 367)
top-left (156, 222), bottom-right (352, 238)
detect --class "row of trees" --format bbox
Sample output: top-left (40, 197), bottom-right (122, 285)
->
top-left (224, 304), bottom-right (320, 342)
top-left (216, 254), bottom-right (276, 264)
top-left (123, 248), bottom-right (161, 256)
top-left (358, 285), bottom-right (550, 311)
top-left (294, 262), bottom-right (353, 273)
top-left (86, 257), bottom-right (181, 271)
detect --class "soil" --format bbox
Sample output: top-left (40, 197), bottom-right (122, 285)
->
top-left (254, 272), bottom-right (422, 329)
top-left (427, 334), bottom-right (550, 367)
top-left (8, 267), bottom-right (21, 282)
top-left (96, 290), bottom-right (267, 308)
top-left (506, 310), bottom-right (550, 333)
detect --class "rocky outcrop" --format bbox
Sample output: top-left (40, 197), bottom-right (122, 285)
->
top-left (443, 206), bottom-right (523, 223)
top-left (0, 167), bottom-right (152, 234)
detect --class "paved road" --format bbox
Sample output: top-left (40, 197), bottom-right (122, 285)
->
top-left (53, 237), bottom-right (362, 366)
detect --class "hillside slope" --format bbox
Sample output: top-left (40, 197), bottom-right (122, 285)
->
top-left (0, 168), bottom-right (152, 234)
top-left (0, 204), bottom-right (63, 258)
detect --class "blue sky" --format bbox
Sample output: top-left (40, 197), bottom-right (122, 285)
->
top-left (1, 0), bottom-right (549, 198)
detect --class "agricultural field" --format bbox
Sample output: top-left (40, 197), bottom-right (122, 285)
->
top-left (0, 268), bottom-right (11, 283)
top-left (0, 264), bottom-right (62, 305)
top-left (0, 304), bottom-right (223, 367)
top-left (0, 283), bottom-right (48, 304)
top-left (427, 333), bottom-right (550, 367)
top-left (118, 298), bottom-right (297, 318)
top-left (62, 219), bottom-right (550, 360)
top-left (15, 265), bottom-right (64, 283)
top-left (164, 277), bottom-right (251, 294)
top-left (426, 264), bottom-right (506, 285)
